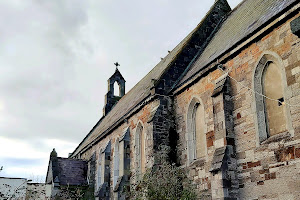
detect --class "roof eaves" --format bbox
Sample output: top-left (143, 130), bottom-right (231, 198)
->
top-left (173, 0), bottom-right (299, 93)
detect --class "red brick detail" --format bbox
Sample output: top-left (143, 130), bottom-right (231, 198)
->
top-left (247, 161), bottom-right (261, 168)
top-left (259, 169), bottom-right (269, 174)
top-left (242, 163), bottom-right (247, 169)
top-left (257, 181), bottom-right (264, 185)
top-left (270, 172), bottom-right (276, 179)
top-left (276, 146), bottom-right (295, 162)
top-left (265, 172), bottom-right (276, 180)
top-left (295, 148), bottom-right (300, 158)
top-left (269, 163), bottom-right (285, 168)
top-left (237, 113), bottom-right (241, 119)
top-left (130, 120), bottom-right (136, 129)
top-left (205, 83), bottom-right (214, 91)
top-left (206, 131), bottom-right (215, 147)
top-left (262, 34), bottom-right (271, 41)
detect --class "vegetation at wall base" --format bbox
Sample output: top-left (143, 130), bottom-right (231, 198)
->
top-left (125, 147), bottom-right (200, 200)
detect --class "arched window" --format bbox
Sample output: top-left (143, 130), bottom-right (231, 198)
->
top-left (135, 123), bottom-right (146, 175)
top-left (254, 53), bottom-right (292, 143)
top-left (113, 138), bottom-right (120, 188)
top-left (113, 81), bottom-right (120, 96)
top-left (97, 150), bottom-right (102, 187)
top-left (263, 62), bottom-right (287, 136)
top-left (120, 127), bottom-right (131, 177)
top-left (187, 98), bottom-right (206, 163)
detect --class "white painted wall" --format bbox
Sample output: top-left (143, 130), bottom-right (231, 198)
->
top-left (0, 177), bottom-right (28, 199)
top-left (0, 177), bottom-right (52, 200)
top-left (26, 183), bottom-right (51, 200)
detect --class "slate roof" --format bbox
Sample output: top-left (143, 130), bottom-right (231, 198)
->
top-left (72, 36), bottom-right (193, 155)
top-left (71, 0), bottom-right (297, 156)
top-left (71, 0), bottom-right (228, 156)
top-left (55, 158), bottom-right (88, 186)
top-left (178, 0), bottom-right (298, 85)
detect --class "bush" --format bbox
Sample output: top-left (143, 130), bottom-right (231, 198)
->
top-left (126, 146), bottom-right (198, 200)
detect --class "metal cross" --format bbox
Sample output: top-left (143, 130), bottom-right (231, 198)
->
top-left (114, 62), bottom-right (120, 69)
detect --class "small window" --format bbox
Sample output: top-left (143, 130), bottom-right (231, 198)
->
top-left (114, 82), bottom-right (120, 96)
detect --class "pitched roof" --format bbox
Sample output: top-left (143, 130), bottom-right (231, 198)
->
top-left (72, 33), bottom-right (192, 155)
top-left (71, 0), bottom-right (230, 156)
top-left (178, 0), bottom-right (298, 85)
top-left (71, 0), bottom-right (297, 156)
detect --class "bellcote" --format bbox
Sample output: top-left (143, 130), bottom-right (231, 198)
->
top-left (103, 67), bottom-right (126, 116)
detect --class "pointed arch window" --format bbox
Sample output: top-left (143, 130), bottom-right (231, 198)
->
top-left (254, 53), bottom-right (293, 143)
top-left (97, 150), bottom-right (102, 188)
top-left (135, 123), bottom-right (146, 175)
top-left (113, 128), bottom-right (131, 197)
top-left (187, 98), bottom-right (206, 163)
top-left (113, 81), bottom-right (120, 96)
top-left (113, 138), bottom-right (120, 188)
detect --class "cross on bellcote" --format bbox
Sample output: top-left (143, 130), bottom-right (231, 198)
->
top-left (114, 62), bottom-right (120, 69)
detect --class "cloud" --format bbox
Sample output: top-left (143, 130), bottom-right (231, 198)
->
top-left (0, 158), bottom-right (43, 167)
top-left (0, 136), bottom-right (78, 180)
top-left (0, 0), bottom-right (243, 180)
top-left (0, 137), bottom-right (47, 159)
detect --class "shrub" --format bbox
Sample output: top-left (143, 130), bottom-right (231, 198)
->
top-left (126, 146), bottom-right (198, 200)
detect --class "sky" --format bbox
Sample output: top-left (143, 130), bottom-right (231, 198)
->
top-left (0, 0), bottom-right (243, 181)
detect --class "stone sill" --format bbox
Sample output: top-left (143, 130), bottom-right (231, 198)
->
top-left (189, 157), bottom-right (206, 168)
top-left (261, 131), bottom-right (291, 145)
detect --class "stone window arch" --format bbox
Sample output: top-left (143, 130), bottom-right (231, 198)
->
top-left (113, 138), bottom-right (120, 188)
top-left (186, 97), bottom-right (206, 163)
top-left (97, 149), bottom-right (102, 188)
top-left (135, 122), bottom-right (146, 175)
top-left (113, 128), bottom-right (131, 198)
top-left (253, 52), bottom-right (293, 143)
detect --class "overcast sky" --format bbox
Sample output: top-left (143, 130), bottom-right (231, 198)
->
top-left (0, 0), bottom-right (242, 181)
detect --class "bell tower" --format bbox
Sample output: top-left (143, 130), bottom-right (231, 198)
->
top-left (103, 62), bottom-right (126, 116)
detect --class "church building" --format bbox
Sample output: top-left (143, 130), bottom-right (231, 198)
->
top-left (46, 0), bottom-right (300, 199)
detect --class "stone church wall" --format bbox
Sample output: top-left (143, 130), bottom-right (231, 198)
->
top-left (174, 12), bottom-right (300, 200)
top-left (79, 98), bottom-right (160, 198)
top-left (70, 4), bottom-right (300, 200)
top-left (229, 13), bottom-right (300, 200)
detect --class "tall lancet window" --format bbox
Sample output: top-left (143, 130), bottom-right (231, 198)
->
top-left (113, 128), bottom-right (131, 197)
top-left (187, 98), bottom-right (206, 163)
top-left (113, 138), bottom-right (120, 188)
top-left (254, 53), bottom-right (293, 143)
top-left (263, 62), bottom-right (287, 136)
top-left (97, 150), bottom-right (102, 188)
top-left (135, 123), bottom-right (146, 175)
